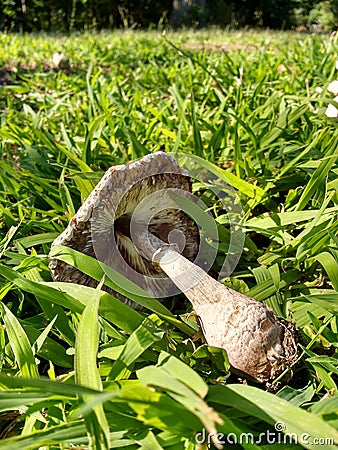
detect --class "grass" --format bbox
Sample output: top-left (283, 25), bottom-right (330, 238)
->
top-left (0, 28), bottom-right (337, 449)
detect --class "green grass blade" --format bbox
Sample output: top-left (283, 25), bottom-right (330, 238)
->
top-left (109, 314), bottom-right (165, 380)
top-left (75, 279), bottom-right (110, 449)
top-left (245, 207), bottom-right (338, 230)
top-left (0, 421), bottom-right (87, 450)
top-left (137, 352), bottom-right (222, 447)
top-left (296, 133), bottom-right (338, 211)
top-left (45, 282), bottom-right (144, 334)
top-left (126, 129), bottom-right (150, 159)
top-left (135, 430), bottom-right (164, 450)
top-left (75, 280), bottom-right (104, 391)
top-left (191, 93), bottom-right (203, 157)
top-left (1, 304), bottom-right (39, 378)
top-left (0, 375), bottom-right (106, 397)
top-left (172, 152), bottom-right (265, 202)
top-left (13, 232), bottom-right (60, 249)
top-left (0, 263), bottom-right (84, 314)
top-left (315, 252), bottom-right (338, 291)
top-left (157, 351), bottom-right (208, 398)
top-left (208, 384), bottom-right (338, 449)
top-left (260, 104), bottom-right (308, 148)
top-left (49, 245), bottom-right (194, 335)
top-left (32, 315), bottom-right (58, 354)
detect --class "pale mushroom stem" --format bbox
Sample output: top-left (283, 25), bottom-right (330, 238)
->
top-left (133, 229), bottom-right (299, 386)
top-left (153, 245), bottom-right (219, 304)
top-left (134, 228), bottom-right (242, 305)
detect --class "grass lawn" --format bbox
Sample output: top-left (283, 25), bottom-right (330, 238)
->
top-left (0, 29), bottom-right (337, 449)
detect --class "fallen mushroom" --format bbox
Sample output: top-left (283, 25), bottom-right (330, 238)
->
top-left (50, 152), bottom-right (299, 386)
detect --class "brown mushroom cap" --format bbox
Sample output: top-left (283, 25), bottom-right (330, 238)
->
top-left (49, 152), bottom-right (199, 308)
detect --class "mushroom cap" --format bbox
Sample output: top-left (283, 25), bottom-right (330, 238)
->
top-left (49, 152), bottom-right (199, 308)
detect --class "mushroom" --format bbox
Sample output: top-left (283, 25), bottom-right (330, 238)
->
top-left (50, 152), bottom-right (298, 386)
top-left (49, 152), bottom-right (200, 308)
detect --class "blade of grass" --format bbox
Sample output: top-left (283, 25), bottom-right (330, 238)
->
top-left (295, 133), bottom-right (338, 211)
top-left (315, 252), bottom-right (338, 291)
top-left (191, 93), bottom-right (203, 157)
top-left (207, 384), bottom-right (338, 450)
top-left (108, 314), bottom-right (165, 381)
top-left (75, 278), bottom-right (110, 449)
top-left (1, 304), bottom-right (39, 378)
top-left (49, 245), bottom-right (195, 336)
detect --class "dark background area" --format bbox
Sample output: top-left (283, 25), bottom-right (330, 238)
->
top-left (0, 0), bottom-right (337, 32)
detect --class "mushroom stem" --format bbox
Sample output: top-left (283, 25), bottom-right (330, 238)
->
top-left (133, 228), bottom-right (210, 297)
top-left (153, 245), bottom-right (218, 304)
top-left (133, 230), bottom-right (298, 386)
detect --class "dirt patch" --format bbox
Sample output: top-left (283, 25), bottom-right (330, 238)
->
top-left (183, 42), bottom-right (258, 52)
top-left (0, 57), bottom-right (76, 84)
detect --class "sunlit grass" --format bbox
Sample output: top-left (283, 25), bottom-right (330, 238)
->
top-left (0, 29), bottom-right (337, 449)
